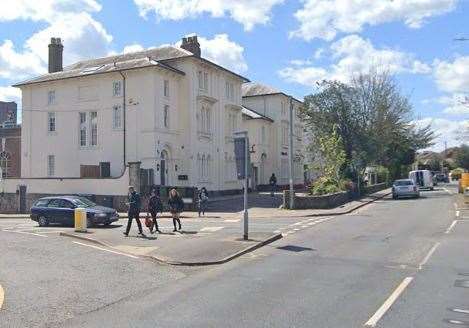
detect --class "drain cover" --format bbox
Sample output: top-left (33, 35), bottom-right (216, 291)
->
top-left (277, 245), bottom-right (315, 252)
top-left (454, 280), bottom-right (469, 288)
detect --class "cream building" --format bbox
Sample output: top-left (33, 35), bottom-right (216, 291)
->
top-left (15, 36), bottom-right (248, 193)
top-left (242, 83), bottom-right (305, 188)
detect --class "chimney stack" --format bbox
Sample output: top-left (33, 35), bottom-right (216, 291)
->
top-left (180, 36), bottom-right (201, 57)
top-left (48, 37), bottom-right (63, 73)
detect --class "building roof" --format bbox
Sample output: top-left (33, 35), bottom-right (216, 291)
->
top-left (242, 82), bottom-right (303, 104)
top-left (241, 106), bottom-right (274, 122)
top-left (13, 45), bottom-right (250, 87)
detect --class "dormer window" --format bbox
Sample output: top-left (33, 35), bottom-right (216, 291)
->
top-left (113, 81), bottom-right (122, 97)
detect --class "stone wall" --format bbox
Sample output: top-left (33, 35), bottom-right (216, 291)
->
top-left (283, 190), bottom-right (349, 210)
top-left (283, 182), bottom-right (388, 210)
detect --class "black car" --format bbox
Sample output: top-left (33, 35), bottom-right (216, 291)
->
top-left (30, 196), bottom-right (119, 227)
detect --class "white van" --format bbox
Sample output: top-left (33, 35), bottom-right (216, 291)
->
top-left (409, 170), bottom-right (434, 190)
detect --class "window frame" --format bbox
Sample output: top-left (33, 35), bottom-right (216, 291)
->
top-left (112, 81), bottom-right (122, 97)
top-left (47, 155), bottom-right (55, 177)
top-left (47, 112), bottom-right (56, 133)
top-left (90, 111), bottom-right (98, 146)
top-left (163, 80), bottom-right (170, 98)
top-left (163, 104), bottom-right (170, 128)
top-left (79, 112), bottom-right (87, 147)
top-left (47, 90), bottom-right (56, 105)
top-left (112, 105), bottom-right (122, 129)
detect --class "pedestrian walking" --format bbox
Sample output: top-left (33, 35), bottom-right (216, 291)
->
top-left (168, 188), bottom-right (184, 232)
top-left (147, 188), bottom-right (163, 234)
top-left (269, 173), bottom-right (277, 197)
top-left (197, 187), bottom-right (209, 217)
top-left (124, 186), bottom-right (145, 237)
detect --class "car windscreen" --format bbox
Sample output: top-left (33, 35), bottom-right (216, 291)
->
top-left (394, 180), bottom-right (413, 186)
top-left (70, 197), bottom-right (96, 208)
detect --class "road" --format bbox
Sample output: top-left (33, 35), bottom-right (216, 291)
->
top-left (0, 184), bottom-right (465, 327)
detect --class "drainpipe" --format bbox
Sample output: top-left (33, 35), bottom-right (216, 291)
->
top-left (118, 70), bottom-right (127, 174)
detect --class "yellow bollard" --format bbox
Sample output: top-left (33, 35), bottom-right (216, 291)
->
top-left (74, 208), bottom-right (87, 232)
top-left (459, 173), bottom-right (469, 194)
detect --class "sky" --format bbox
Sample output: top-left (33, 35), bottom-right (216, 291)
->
top-left (0, 0), bottom-right (468, 151)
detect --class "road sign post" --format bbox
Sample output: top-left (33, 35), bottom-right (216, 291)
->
top-left (234, 131), bottom-right (250, 240)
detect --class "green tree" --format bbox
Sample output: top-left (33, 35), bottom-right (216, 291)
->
top-left (311, 127), bottom-right (347, 195)
top-left (455, 144), bottom-right (469, 169)
top-left (302, 70), bottom-right (434, 180)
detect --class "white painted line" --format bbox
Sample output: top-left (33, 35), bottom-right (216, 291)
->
top-left (0, 284), bottom-right (4, 309)
top-left (293, 228), bottom-right (301, 231)
top-left (452, 308), bottom-right (469, 314)
top-left (200, 226), bottom-right (224, 232)
top-left (224, 219), bottom-right (240, 223)
top-left (419, 242), bottom-right (440, 269)
top-left (273, 230), bottom-right (281, 234)
top-left (445, 220), bottom-right (458, 234)
top-left (456, 210), bottom-right (460, 218)
top-left (364, 277), bottom-right (414, 327)
top-left (292, 222), bottom-right (303, 226)
top-left (301, 225), bottom-right (309, 228)
top-left (1, 229), bottom-right (47, 238)
top-left (72, 241), bottom-right (139, 259)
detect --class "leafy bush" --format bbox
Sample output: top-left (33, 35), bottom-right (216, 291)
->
top-left (310, 176), bottom-right (346, 196)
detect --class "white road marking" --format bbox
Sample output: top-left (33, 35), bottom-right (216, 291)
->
top-left (200, 226), bottom-right (224, 232)
top-left (224, 219), bottom-right (240, 223)
top-left (364, 277), bottom-right (414, 327)
top-left (445, 220), bottom-right (459, 234)
top-left (293, 228), bottom-right (300, 231)
top-left (0, 284), bottom-right (4, 309)
top-left (452, 308), bottom-right (469, 314)
top-left (456, 210), bottom-right (460, 218)
top-left (72, 241), bottom-right (139, 259)
top-left (419, 242), bottom-right (440, 269)
top-left (273, 230), bottom-right (281, 233)
top-left (1, 229), bottom-right (47, 238)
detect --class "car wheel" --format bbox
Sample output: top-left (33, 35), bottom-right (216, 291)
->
top-left (430, 187), bottom-right (434, 191)
top-left (38, 216), bottom-right (49, 227)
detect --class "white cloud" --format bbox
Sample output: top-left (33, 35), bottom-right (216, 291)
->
top-left (279, 35), bottom-right (430, 87)
top-left (198, 34), bottom-right (248, 74)
top-left (123, 44), bottom-right (145, 54)
top-left (433, 56), bottom-right (469, 94)
top-left (0, 40), bottom-right (46, 79)
top-left (0, 86), bottom-right (21, 103)
top-left (133, 0), bottom-right (284, 31)
top-left (291, 0), bottom-right (458, 41)
top-left (415, 117), bottom-right (468, 151)
top-left (0, 5), bottom-right (113, 80)
top-left (25, 13), bottom-right (113, 65)
top-left (0, 0), bottom-right (101, 23)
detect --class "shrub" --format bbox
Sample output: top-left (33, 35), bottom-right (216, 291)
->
top-left (310, 176), bottom-right (346, 195)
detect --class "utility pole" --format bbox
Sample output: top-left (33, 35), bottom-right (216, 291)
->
top-left (288, 96), bottom-right (294, 209)
top-left (243, 132), bottom-right (249, 240)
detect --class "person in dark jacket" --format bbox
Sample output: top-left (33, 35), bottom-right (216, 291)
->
top-left (197, 187), bottom-right (209, 217)
top-left (168, 188), bottom-right (184, 232)
top-left (124, 186), bottom-right (145, 237)
top-left (147, 188), bottom-right (163, 234)
top-left (269, 173), bottom-right (277, 197)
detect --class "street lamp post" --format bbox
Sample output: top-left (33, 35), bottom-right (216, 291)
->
top-left (288, 96), bottom-right (294, 209)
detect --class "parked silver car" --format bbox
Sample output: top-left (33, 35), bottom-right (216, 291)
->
top-left (392, 179), bottom-right (420, 199)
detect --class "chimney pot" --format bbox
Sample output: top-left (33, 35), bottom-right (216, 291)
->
top-left (48, 37), bottom-right (63, 73)
top-left (180, 35), bottom-right (201, 57)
